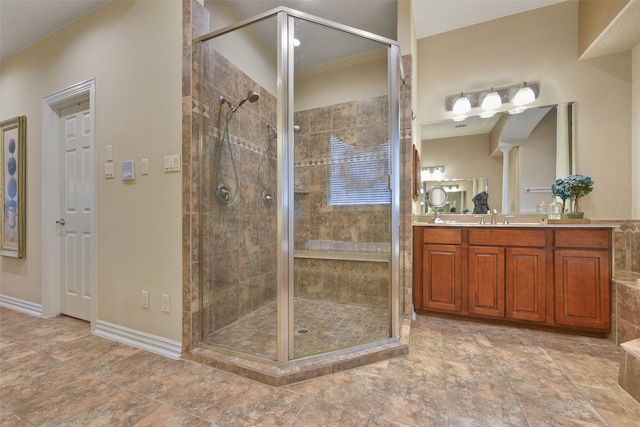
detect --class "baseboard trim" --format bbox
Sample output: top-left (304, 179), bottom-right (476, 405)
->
top-left (94, 320), bottom-right (182, 360)
top-left (0, 294), bottom-right (43, 317)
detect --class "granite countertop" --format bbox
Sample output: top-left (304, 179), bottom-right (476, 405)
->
top-left (413, 214), bottom-right (619, 228)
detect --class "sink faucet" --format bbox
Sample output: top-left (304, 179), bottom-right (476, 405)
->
top-left (491, 209), bottom-right (498, 224)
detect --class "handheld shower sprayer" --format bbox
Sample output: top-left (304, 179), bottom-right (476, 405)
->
top-left (220, 90), bottom-right (260, 116)
top-left (215, 89), bottom-right (260, 204)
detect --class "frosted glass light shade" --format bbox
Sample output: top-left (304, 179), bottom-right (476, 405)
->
top-left (452, 94), bottom-right (471, 114)
top-left (481, 90), bottom-right (502, 110)
top-left (513, 85), bottom-right (535, 106)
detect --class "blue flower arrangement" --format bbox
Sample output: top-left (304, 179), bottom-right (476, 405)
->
top-left (551, 174), bottom-right (594, 212)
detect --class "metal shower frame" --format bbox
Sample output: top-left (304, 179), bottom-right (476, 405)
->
top-left (196, 7), bottom-right (403, 363)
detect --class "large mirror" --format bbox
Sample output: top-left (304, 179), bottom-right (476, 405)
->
top-left (420, 103), bottom-right (573, 214)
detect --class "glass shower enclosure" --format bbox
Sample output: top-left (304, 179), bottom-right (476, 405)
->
top-left (197, 7), bottom-right (402, 368)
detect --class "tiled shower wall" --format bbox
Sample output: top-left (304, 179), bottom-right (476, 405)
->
top-left (292, 96), bottom-right (391, 249)
top-left (294, 258), bottom-right (390, 308)
top-left (400, 54), bottom-right (413, 316)
top-left (611, 220), bottom-right (640, 273)
top-left (200, 47), bottom-right (278, 336)
top-left (604, 220), bottom-right (640, 347)
top-left (292, 96), bottom-right (391, 308)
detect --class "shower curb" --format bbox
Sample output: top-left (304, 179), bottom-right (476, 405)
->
top-left (188, 314), bottom-right (412, 387)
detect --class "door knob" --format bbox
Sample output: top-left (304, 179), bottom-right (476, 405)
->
top-left (55, 218), bottom-right (66, 226)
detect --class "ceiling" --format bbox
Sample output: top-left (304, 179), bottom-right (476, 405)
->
top-left (0, 0), bottom-right (109, 61)
top-left (0, 0), bottom-right (566, 62)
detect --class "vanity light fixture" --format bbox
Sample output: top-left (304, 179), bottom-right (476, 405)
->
top-left (420, 166), bottom-right (445, 182)
top-left (452, 93), bottom-right (471, 115)
top-left (481, 88), bottom-right (502, 110)
top-left (445, 82), bottom-right (539, 119)
top-left (512, 82), bottom-right (536, 106)
top-left (423, 166), bottom-right (445, 174)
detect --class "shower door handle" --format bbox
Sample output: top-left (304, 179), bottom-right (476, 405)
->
top-left (55, 218), bottom-right (66, 226)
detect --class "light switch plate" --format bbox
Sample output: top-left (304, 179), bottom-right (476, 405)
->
top-left (141, 158), bottom-right (149, 175)
top-left (163, 154), bottom-right (181, 172)
top-left (106, 145), bottom-right (113, 162)
top-left (121, 160), bottom-right (135, 181)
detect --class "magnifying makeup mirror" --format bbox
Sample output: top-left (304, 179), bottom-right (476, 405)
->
top-left (428, 186), bottom-right (448, 223)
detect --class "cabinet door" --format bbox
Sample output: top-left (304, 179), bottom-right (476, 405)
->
top-left (468, 246), bottom-right (505, 317)
top-left (554, 249), bottom-right (610, 331)
top-left (506, 247), bottom-right (546, 322)
top-left (422, 244), bottom-right (462, 313)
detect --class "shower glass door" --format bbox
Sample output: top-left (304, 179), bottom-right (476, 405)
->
top-left (290, 17), bottom-right (392, 358)
top-left (200, 15), bottom-right (280, 360)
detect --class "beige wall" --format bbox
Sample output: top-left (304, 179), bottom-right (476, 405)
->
top-left (417, 1), bottom-right (632, 219)
top-left (205, 0), bottom-right (277, 95)
top-left (295, 51), bottom-right (388, 111)
top-left (0, 0), bottom-right (183, 341)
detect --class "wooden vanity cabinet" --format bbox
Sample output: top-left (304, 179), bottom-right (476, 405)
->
top-left (553, 230), bottom-right (611, 332)
top-left (505, 247), bottom-right (546, 323)
top-left (467, 229), bottom-right (546, 322)
top-left (467, 246), bottom-right (547, 322)
top-left (468, 246), bottom-right (505, 318)
top-left (413, 226), bottom-right (611, 335)
top-left (414, 228), bottom-right (463, 313)
top-left (422, 244), bottom-right (462, 312)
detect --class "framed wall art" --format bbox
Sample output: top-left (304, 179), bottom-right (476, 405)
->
top-left (1, 116), bottom-right (26, 258)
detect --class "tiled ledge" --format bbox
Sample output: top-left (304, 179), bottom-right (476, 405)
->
top-left (619, 338), bottom-right (640, 403)
top-left (611, 271), bottom-right (640, 346)
top-left (614, 270), bottom-right (640, 287)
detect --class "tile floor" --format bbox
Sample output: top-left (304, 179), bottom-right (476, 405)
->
top-left (2, 306), bottom-right (640, 426)
top-left (205, 298), bottom-right (389, 359)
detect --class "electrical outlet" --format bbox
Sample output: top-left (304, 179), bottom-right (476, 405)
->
top-left (163, 154), bottom-right (181, 172)
top-left (105, 163), bottom-right (114, 179)
top-left (141, 290), bottom-right (149, 309)
top-left (161, 294), bottom-right (170, 313)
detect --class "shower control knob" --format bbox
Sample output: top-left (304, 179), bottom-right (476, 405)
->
top-left (55, 218), bottom-right (66, 226)
top-left (262, 190), bottom-right (273, 206)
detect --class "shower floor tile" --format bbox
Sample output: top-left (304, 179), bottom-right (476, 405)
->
top-left (204, 298), bottom-right (389, 359)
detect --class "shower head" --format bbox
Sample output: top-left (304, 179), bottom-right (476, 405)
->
top-left (221, 90), bottom-right (260, 115)
top-left (233, 90), bottom-right (260, 111)
top-left (246, 90), bottom-right (260, 103)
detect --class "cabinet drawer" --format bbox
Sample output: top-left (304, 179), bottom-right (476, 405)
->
top-left (422, 228), bottom-right (462, 245)
top-left (554, 229), bottom-right (610, 249)
top-left (468, 229), bottom-right (545, 247)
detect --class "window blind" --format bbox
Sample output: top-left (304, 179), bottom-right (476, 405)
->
top-left (329, 136), bottom-right (390, 206)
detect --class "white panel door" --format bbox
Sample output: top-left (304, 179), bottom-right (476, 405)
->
top-left (59, 102), bottom-right (92, 321)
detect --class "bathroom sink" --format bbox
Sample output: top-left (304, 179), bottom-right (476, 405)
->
top-left (414, 213), bottom-right (548, 226)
